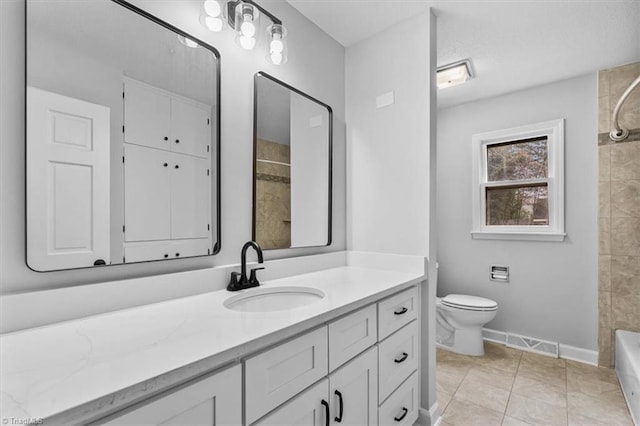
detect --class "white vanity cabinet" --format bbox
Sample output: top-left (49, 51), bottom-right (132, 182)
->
top-left (104, 364), bottom-right (241, 425)
top-left (248, 286), bottom-right (418, 426)
top-left (95, 285), bottom-right (420, 426)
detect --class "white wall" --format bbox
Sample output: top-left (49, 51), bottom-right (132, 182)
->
top-left (0, 0), bottom-right (345, 296)
top-left (346, 14), bottom-right (430, 257)
top-left (345, 10), bottom-right (438, 420)
top-left (290, 92), bottom-right (330, 247)
top-left (437, 74), bottom-right (599, 351)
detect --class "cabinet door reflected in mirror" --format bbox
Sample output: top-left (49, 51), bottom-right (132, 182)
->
top-left (253, 72), bottom-right (332, 250)
top-left (26, 0), bottom-right (220, 271)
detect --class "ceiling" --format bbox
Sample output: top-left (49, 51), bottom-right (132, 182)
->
top-left (286, 0), bottom-right (640, 109)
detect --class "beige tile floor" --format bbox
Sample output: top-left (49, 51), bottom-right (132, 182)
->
top-left (437, 342), bottom-right (635, 426)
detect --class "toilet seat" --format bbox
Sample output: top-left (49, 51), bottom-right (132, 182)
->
top-left (441, 294), bottom-right (497, 311)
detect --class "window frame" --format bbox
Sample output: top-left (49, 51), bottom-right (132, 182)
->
top-left (471, 119), bottom-right (565, 242)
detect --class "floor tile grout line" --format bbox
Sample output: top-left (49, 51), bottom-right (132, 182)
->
top-left (501, 349), bottom-right (523, 425)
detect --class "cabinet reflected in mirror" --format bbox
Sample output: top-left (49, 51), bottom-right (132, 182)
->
top-left (253, 72), bottom-right (332, 250)
top-left (26, 0), bottom-right (220, 271)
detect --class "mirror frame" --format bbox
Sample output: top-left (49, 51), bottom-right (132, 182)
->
top-left (25, 0), bottom-right (222, 271)
top-left (252, 71), bottom-right (333, 249)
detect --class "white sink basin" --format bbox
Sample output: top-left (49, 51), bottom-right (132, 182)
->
top-left (224, 286), bottom-right (325, 312)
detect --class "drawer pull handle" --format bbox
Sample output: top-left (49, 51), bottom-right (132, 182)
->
top-left (321, 399), bottom-right (330, 426)
top-left (394, 307), bottom-right (408, 315)
top-left (394, 407), bottom-right (408, 422)
top-left (394, 352), bottom-right (409, 363)
top-left (334, 390), bottom-right (343, 422)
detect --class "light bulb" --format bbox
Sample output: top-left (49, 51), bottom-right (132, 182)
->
top-left (203, 0), bottom-right (221, 17)
top-left (270, 52), bottom-right (283, 65)
top-left (270, 39), bottom-right (284, 54)
top-left (184, 38), bottom-right (199, 48)
top-left (203, 16), bottom-right (223, 32)
top-left (240, 21), bottom-right (255, 37)
top-left (239, 35), bottom-right (256, 50)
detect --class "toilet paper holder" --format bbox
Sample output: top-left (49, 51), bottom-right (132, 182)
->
top-left (490, 265), bottom-right (509, 282)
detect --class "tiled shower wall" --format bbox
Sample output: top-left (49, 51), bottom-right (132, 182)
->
top-left (598, 62), bottom-right (640, 367)
top-left (255, 139), bottom-right (291, 250)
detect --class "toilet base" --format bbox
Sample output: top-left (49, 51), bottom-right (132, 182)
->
top-left (439, 327), bottom-right (485, 356)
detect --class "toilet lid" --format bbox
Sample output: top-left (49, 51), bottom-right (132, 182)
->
top-left (441, 294), bottom-right (498, 311)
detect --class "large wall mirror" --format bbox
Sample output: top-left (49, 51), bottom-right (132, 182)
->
top-left (26, 0), bottom-right (220, 271)
top-left (253, 72), bottom-right (332, 250)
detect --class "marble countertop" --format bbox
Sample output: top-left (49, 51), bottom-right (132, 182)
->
top-left (0, 263), bottom-right (424, 424)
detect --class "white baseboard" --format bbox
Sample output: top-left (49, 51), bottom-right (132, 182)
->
top-left (482, 327), bottom-right (507, 344)
top-left (418, 402), bottom-right (441, 426)
top-left (558, 343), bottom-right (598, 366)
top-left (482, 328), bottom-right (598, 366)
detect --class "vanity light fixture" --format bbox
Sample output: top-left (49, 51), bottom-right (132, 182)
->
top-left (437, 59), bottom-right (473, 89)
top-left (200, 0), bottom-right (288, 64)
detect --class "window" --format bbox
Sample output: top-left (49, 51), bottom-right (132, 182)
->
top-left (471, 119), bottom-right (565, 241)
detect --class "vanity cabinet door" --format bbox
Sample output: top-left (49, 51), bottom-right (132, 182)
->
top-left (253, 379), bottom-right (329, 426)
top-left (170, 97), bottom-right (211, 159)
top-left (170, 153), bottom-right (211, 240)
top-left (329, 346), bottom-right (378, 426)
top-left (124, 80), bottom-right (171, 151)
top-left (105, 364), bottom-right (241, 425)
top-left (124, 144), bottom-right (171, 242)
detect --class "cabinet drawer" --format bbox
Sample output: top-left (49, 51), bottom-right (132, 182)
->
top-left (328, 304), bottom-right (377, 371)
top-left (105, 364), bottom-right (241, 425)
top-left (378, 321), bottom-right (419, 402)
top-left (378, 371), bottom-right (419, 426)
top-left (245, 327), bottom-right (329, 425)
top-left (378, 287), bottom-right (418, 340)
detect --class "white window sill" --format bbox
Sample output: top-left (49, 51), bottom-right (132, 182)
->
top-left (471, 231), bottom-right (566, 242)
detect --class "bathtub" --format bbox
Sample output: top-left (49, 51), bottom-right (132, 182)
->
top-left (616, 330), bottom-right (639, 426)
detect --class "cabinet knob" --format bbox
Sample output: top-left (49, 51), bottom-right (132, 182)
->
top-left (164, 254), bottom-right (169, 258)
top-left (175, 165), bottom-right (179, 169)
top-left (175, 253), bottom-right (180, 257)
top-left (163, 163), bottom-right (168, 167)
top-left (175, 139), bottom-right (180, 144)
top-left (163, 136), bottom-right (168, 141)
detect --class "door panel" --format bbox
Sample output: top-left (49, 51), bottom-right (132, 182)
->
top-left (170, 98), bottom-right (210, 158)
top-left (254, 379), bottom-right (329, 426)
top-left (27, 87), bottom-right (110, 270)
top-left (329, 346), bottom-right (378, 426)
top-left (124, 79), bottom-right (171, 151)
top-left (124, 144), bottom-right (171, 242)
top-left (170, 154), bottom-right (210, 239)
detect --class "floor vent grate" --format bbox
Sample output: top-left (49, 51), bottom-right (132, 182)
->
top-left (506, 332), bottom-right (559, 357)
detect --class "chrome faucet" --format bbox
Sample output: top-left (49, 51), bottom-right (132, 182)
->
top-left (227, 241), bottom-right (264, 291)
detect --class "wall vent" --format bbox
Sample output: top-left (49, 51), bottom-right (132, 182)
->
top-left (506, 332), bottom-right (559, 357)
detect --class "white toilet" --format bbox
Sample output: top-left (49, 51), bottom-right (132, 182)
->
top-left (436, 294), bottom-right (498, 356)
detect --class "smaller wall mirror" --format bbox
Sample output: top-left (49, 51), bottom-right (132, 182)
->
top-left (253, 72), bottom-right (332, 250)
